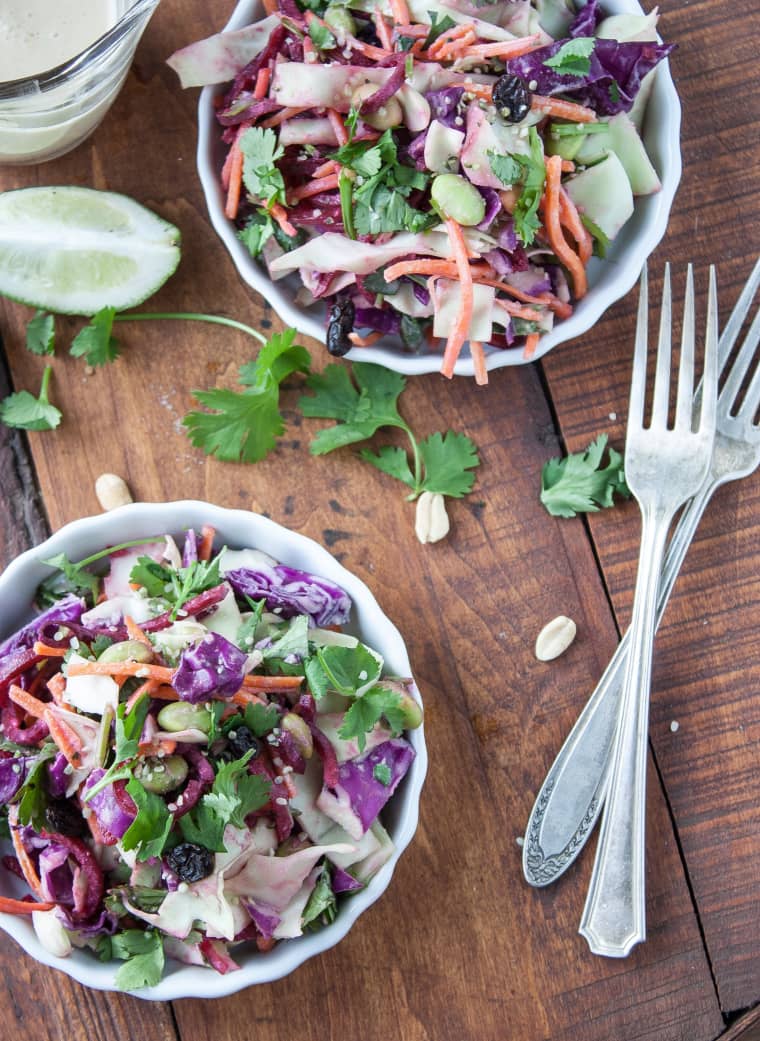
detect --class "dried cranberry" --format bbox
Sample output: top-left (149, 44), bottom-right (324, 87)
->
top-left (225, 725), bottom-right (261, 762)
top-left (45, 800), bottom-right (89, 838)
top-left (493, 74), bottom-right (531, 123)
top-left (326, 299), bottom-right (355, 356)
top-left (166, 842), bottom-right (214, 883)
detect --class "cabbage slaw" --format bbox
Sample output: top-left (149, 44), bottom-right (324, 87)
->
top-left (0, 526), bottom-right (420, 988)
top-left (171, 0), bottom-right (673, 381)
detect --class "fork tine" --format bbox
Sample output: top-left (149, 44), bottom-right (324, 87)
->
top-left (698, 266), bottom-right (719, 432)
top-left (651, 263), bottom-right (673, 427)
top-left (718, 256), bottom-right (760, 375)
top-left (628, 264), bottom-right (648, 431)
top-left (719, 291), bottom-right (760, 413)
top-left (676, 265), bottom-right (695, 428)
top-left (734, 306), bottom-right (760, 422)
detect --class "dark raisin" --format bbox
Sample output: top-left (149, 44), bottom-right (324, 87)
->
top-left (225, 725), bottom-right (261, 762)
top-left (45, 800), bottom-right (89, 838)
top-left (326, 298), bottom-right (355, 356)
top-left (492, 74), bottom-right (531, 123)
top-left (166, 842), bottom-right (214, 883)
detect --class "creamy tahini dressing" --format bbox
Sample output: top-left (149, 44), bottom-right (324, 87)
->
top-left (0, 0), bottom-right (118, 81)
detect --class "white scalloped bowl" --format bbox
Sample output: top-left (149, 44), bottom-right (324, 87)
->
top-left (0, 502), bottom-right (427, 1000)
top-left (196, 0), bottom-right (681, 376)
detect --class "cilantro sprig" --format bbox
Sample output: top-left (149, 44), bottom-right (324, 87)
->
top-left (129, 552), bottom-right (222, 619)
top-left (37, 536), bottom-right (167, 608)
top-left (300, 362), bottom-right (480, 509)
top-left (488, 126), bottom-right (546, 246)
top-left (179, 752), bottom-right (271, 853)
top-left (183, 328), bottom-right (311, 463)
top-left (543, 37), bottom-right (596, 78)
top-left (239, 127), bottom-right (286, 209)
top-left (0, 366), bottom-right (61, 432)
top-left (540, 433), bottom-right (630, 517)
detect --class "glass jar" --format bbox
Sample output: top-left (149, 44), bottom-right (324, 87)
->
top-left (0, 0), bottom-right (160, 165)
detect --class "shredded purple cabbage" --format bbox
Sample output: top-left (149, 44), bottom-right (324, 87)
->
top-left (0, 756), bottom-right (32, 803)
top-left (172, 633), bottom-right (249, 703)
top-left (332, 867), bottom-right (364, 894)
top-left (83, 770), bottom-right (135, 839)
top-left (226, 565), bottom-right (351, 627)
top-left (47, 753), bottom-right (70, 799)
top-left (426, 86), bottom-right (464, 129)
top-left (477, 188), bottom-right (502, 231)
top-left (0, 594), bottom-right (84, 661)
top-left (569, 0), bottom-right (601, 37)
top-left (354, 307), bottom-right (402, 335)
top-left (335, 739), bottom-right (414, 834)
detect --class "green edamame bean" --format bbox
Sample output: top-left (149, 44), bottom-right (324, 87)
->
top-left (398, 690), bottom-right (423, 729)
top-left (431, 173), bottom-right (486, 227)
top-left (350, 83), bottom-right (403, 131)
top-left (134, 755), bottom-right (188, 794)
top-left (157, 702), bottom-right (212, 735)
top-left (98, 639), bottom-right (153, 664)
top-left (324, 5), bottom-right (356, 36)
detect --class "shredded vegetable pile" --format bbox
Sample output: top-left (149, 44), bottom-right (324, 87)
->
top-left (171, 0), bottom-right (673, 380)
top-left (0, 527), bottom-right (420, 989)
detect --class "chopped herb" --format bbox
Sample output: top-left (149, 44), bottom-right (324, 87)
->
top-left (129, 552), bottom-right (222, 620)
top-left (111, 930), bottom-right (165, 991)
top-left (543, 37), bottom-right (596, 78)
top-left (373, 761), bottom-right (392, 786)
top-left (302, 864), bottom-right (337, 929)
top-left (180, 752), bottom-right (270, 852)
top-left (25, 311), bottom-right (55, 356)
top-left (239, 127), bottom-right (286, 208)
top-left (423, 11), bottom-right (456, 48)
top-left (308, 19), bottom-right (336, 50)
top-left (0, 366), bottom-right (62, 432)
top-left (121, 777), bottom-right (173, 861)
top-left (338, 686), bottom-right (405, 753)
top-left (238, 210), bottom-right (275, 258)
top-left (540, 433), bottom-right (630, 517)
top-left (16, 745), bottom-right (57, 830)
top-left (69, 307), bottom-right (120, 366)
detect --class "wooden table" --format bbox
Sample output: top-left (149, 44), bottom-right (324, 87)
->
top-left (0, 1), bottom-right (759, 1037)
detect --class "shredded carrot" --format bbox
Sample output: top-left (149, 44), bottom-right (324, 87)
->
top-left (138, 738), bottom-right (177, 756)
top-left (302, 35), bottom-right (316, 62)
top-left (198, 524), bottom-right (216, 562)
top-left (559, 186), bottom-right (593, 265)
top-left (9, 807), bottom-right (43, 896)
top-left (523, 332), bottom-right (541, 359)
top-left (428, 23), bottom-right (477, 59)
top-left (43, 708), bottom-right (84, 767)
top-left (253, 67), bottom-right (270, 100)
top-left (47, 672), bottom-right (68, 707)
top-left (434, 31), bottom-right (477, 60)
top-left (8, 683), bottom-right (47, 720)
top-left (542, 154), bottom-right (587, 297)
top-left (269, 202), bottom-right (298, 238)
top-left (384, 258), bottom-right (461, 281)
top-left (469, 341), bottom-right (488, 386)
top-left (373, 10), bottom-right (393, 51)
top-left (33, 642), bottom-right (67, 658)
top-left (224, 144), bottom-right (244, 220)
top-left (313, 159), bottom-right (339, 180)
top-left (260, 106), bottom-right (310, 129)
top-left (288, 174), bottom-right (340, 204)
top-left (348, 331), bottom-right (384, 347)
top-left (344, 35), bottom-right (392, 62)
top-left (244, 674), bottom-right (304, 691)
top-left (66, 660), bottom-right (304, 697)
top-left (126, 678), bottom-right (160, 713)
top-left (230, 690), bottom-right (269, 708)
top-left (262, 0), bottom-right (278, 13)
top-left (440, 218), bottom-right (474, 379)
top-left (327, 108), bottom-right (348, 147)
top-left (125, 615), bottom-right (152, 648)
top-left (464, 34), bottom-right (541, 60)
top-left (531, 94), bottom-right (597, 123)
top-left (561, 160), bottom-right (575, 173)
top-left (390, 0), bottom-right (411, 24)
top-left (0, 895), bottom-right (56, 915)
top-left (494, 299), bottom-right (544, 321)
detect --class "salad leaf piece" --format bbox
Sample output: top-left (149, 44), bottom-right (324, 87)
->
top-left (338, 687), bottom-right (405, 753)
top-left (261, 614), bottom-right (310, 662)
top-left (239, 127), bottom-right (286, 208)
top-left (489, 127), bottom-right (546, 246)
top-left (423, 12), bottom-right (457, 49)
top-left (418, 431), bottom-right (480, 498)
top-left (115, 696), bottom-right (151, 764)
top-left (25, 311), bottom-right (55, 356)
top-left (111, 930), bottom-right (165, 991)
top-left (122, 777), bottom-right (173, 861)
top-left (241, 701), bottom-right (280, 738)
top-left (308, 19), bottom-right (336, 51)
top-left (360, 445), bottom-right (415, 489)
top-left (302, 864), bottom-right (337, 930)
top-left (16, 744), bottom-right (57, 830)
top-left (0, 366), bottom-right (61, 432)
top-left (180, 752), bottom-right (270, 852)
top-left (36, 536), bottom-right (160, 608)
top-left (184, 328), bottom-right (311, 463)
top-left (236, 596), bottom-right (265, 650)
top-left (543, 37), bottom-right (596, 78)
top-left (373, 762), bottom-right (392, 786)
top-left (70, 307), bottom-right (120, 366)
top-left (540, 433), bottom-right (630, 517)
top-left (238, 211), bottom-right (275, 258)
top-left (129, 553), bottom-right (222, 620)
top-left (487, 152), bottom-right (523, 187)
top-left (313, 643), bottom-right (382, 699)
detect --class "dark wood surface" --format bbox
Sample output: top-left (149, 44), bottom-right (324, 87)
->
top-left (0, 0), bottom-right (757, 1037)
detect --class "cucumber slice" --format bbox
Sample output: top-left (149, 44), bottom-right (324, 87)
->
top-left (564, 152), bottom-right (634, 240)
top-left (575, 112), bottom-right (661, 195)
top-left (0, 186), bottom-right (181, 314)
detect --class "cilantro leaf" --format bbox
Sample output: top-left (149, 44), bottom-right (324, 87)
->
top-left (184, 330), bottom-right (310, 464)
top-left (70, 307), bottom-right (120, 366)
top-left (305, 655), bottom-right (329, 701)
top-left (129, 557), bottom-right (172, 598)
top-left (180, 753), bottom-right (271, 851)
top-left (121, 777), bottom-right (173, 861)
top-left (419, 431), bottom-right (480, 498)
top-left (239, 127), bottom-right (285, 207)
top-left (540, 434), bottom-right (630, 517)
top-left (301, 362), bottom-right (407, 455)
top-left (16, 745), bottom-right (57, 830)
top-left (111, 930), bottom-right (165, 991)
top-left (37, 550), bottom-right (100, 606)
top-left (261, 613), bottom-right (309, 661)
top-left (489, 129), bottom-right (545, 245)
top-left (115, 696), bottom-right (151, 763)
top-left (423, 11), bottom-right (457, 48)
top-left (0, 366), bottom-right (61, 432)
top-left (487, 152), bottom-right (523, 187)
top-left (302, 864), bottom-right (336, 929)
top-left (236, 597), bottom-right (265, 650)
top-left (238, 211), bottom-right (275, 257)
top-left (373, 761), bottom-right (392, 786)
top-left (242, 701), bottom-right (280, 737)
top-left (26, 311), bottom-right (55, 356)
top-left (308, 18), bottom-right (337, 51)
top-left (129, 554), bottom-right (221, 619)
top-left (315, 643), bottom-right (381, 698)
top-left (544, 37), bottom-right (595, 78)
top-left (359, 445), bottom-right (416, 489)
top-left (338, 686), bottom-right (404, 752)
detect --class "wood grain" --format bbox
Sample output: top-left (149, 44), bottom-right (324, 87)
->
top-left (0, 0), bottom-right (753, 1036)
top-left (541, 0), bottom-right (760, 1016)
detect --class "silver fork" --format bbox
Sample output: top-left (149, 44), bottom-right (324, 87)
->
top-left (523, 258), bottom-right (760, 890)
top-left (577, 265), bottom-right (719, 957)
